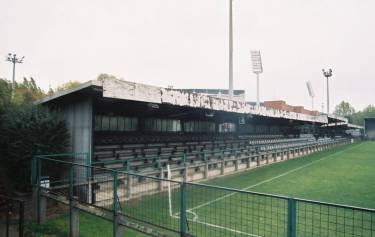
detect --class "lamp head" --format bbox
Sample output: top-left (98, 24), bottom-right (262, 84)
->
top-left (322, 68), bottom-right (333, 78)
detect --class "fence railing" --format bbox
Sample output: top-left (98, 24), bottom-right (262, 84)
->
top-left (32, 152), bottom-right (375, 237)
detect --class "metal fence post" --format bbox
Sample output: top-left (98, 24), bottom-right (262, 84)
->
top-left (126, 161), bottom-right (132, 199)
top-left (69, 165), bottom-right (79, 237)
top-left (204, 153), bottom-right (208, 179)
top-left (69, 165), bottom-right (74, 201)
top-left (112, 171), bottom-right (125, 237)
top-left (19, 201), bottom-right (24, 237)
top-left (31, 156), bottom-right (38, 222)
top-left (31, 156), bottom-right (37, 186)
top-left (287, 198), bottom-right (297, 237)
top-left (6, 206), bottom-right (9, 237)
top-left (158, 155), bottom-right (163, 191)
top-left (180, 182), bottom-right (188, 237)
top-left (183, 154), bottom-right (187, 181)
top-left (36, 158), bottom-right (41, 224)
top-left (221, 151), bottom-right (225, 175)
top-left (85, 153), bottom-right (91, 181)
top-left (113, 171), bottom-right (118, 237)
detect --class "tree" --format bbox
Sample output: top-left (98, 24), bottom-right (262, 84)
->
top-left (97, 73), bottom-right (118, 81)
top-left (0, 78), bottom-right (12, 110)
top-left (0, 77), bottom-right (46, 109)
top-left (0, 104), bottom-right (69, 192)
top-left (47, 87), bottom-right (54, 96)
top-left (0, 77), bottom-right (71, 193)
top-left (13, 77), bottom-right (46, 105)
top-left (351, 105), bottom-right (375, 126)
top-left (334, 101), bottom-right (355, 119)
top-left (55, 80), bottom-right (81, 92)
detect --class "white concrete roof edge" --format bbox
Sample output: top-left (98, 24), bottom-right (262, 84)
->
top-left (39, 78), bottom-right (331, 124)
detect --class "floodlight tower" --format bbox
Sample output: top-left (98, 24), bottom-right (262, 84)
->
top-left (250, 50), bottom-right (263, 108)
top-left (228, 0), bottom-right (234, 100)
top-left (6, 53), bottom-right (25, 98)
top-left (322, 68), bottom-right (333, 114)
top-left (306, 81), bottom-right (315, 110)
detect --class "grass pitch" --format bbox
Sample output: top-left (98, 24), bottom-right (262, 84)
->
top-left (205, 141), bottom-right (375, 208)
top-left (33, 141), bottom-right (375, 236)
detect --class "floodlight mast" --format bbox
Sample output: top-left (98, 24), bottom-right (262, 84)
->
top-left (250, 50), bottom-right (263, 109)
top-left (322, 68), bottom-right (333, 114)
top-left (6, 53), bottom-right (25, 99)
top-left (228, 0), bottom-right (234, 100)
top-left (306, 81), bottom-right (315, 110)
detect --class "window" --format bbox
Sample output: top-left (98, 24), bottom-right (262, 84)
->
top-left (118, 117), bottom-right (125, 131)
top-left (219, 123), bottom-right (236, 133)
top-left (124, 117), bottom-right (131, 131)
top-left (144, 118), bottom-right (181, 132)
top-left (131, 118), bottom-right (138, 131)
top-left (94, 115), bottom-right (138, 131)
top-left (94, 115), bottom-right (102, 131)
top-left (184, 121), bottom-right (215, 133)
top-left (101, 116), bottom-right (110, 130)
top-left (162, 119), bottom-right (167, 132)
top-left (109, 117), bottom-right (117, 131)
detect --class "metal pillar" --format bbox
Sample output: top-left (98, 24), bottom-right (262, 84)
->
top-left (256, 73), bottom-right (260, 108)
top-left (228, 0), bottom-right (234, 100)
top-left (326, 76), bottom-right (329, 114)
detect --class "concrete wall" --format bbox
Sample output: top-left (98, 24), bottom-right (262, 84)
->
top-left (62, 98), bottom-right (93, 164)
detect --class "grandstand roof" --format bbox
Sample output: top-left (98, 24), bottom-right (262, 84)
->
top-left (322, 122), bottom-right (363, 130)
top-left (177, 89), bottom-right (245, 95)
top-left (38, 78), bottom-right (344, 125)
top-left (327, 114), bottom-right (348, 124)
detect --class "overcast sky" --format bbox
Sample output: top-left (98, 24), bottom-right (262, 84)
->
top-left (1, 0), bottom-right (374, 111)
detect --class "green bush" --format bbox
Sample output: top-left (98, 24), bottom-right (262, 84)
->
top-left (0, 104), bottom-right (69, 193)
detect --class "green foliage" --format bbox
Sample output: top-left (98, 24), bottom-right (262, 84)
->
top-left (97, 73), bottom-right (118, 81)
top-left (0, 78), bottom-right (12, 109)
top-left (14, 77), bottom-right (46, 105)
top-left (350, 105), bottom-right (375, 126)
top-left (0, 104), bottom-right (69, 192)
top-left (334, 101), bottom-right (375, 125)
top-left (54, 80), bottom-right (81, 92)
top-left (334, 101), bottom-right (355, 120)
top-left (0, 77), bottom-right (46, 110)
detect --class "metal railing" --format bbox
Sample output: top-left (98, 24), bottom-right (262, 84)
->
top-left (32, 153), bottom-right (375, 237)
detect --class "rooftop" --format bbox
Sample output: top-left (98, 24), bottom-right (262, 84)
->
top-left (38, 78), bottom-right (355, 125)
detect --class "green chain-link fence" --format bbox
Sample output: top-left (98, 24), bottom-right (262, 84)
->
top-left (32, 155), bottom-right (375, 237)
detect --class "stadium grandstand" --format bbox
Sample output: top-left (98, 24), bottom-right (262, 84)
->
top-left (37, 77), bottom-right (362, 205)
top-left (31, 77), bottom-right (370, 237)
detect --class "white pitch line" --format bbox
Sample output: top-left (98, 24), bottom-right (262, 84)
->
top-left (188, 143), bottom-right (361, 212)
top-left (171, 211), bottom-right (261, 237)
top-left (187, 210), bottom-right (198, 221)
top-left (189, 218), bottom-right (262, 237)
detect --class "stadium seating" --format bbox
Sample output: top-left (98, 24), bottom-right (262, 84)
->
top-left (90, 134), bottom-right (349, 205)
top-left (92, 134), bottom-right (347, 177)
